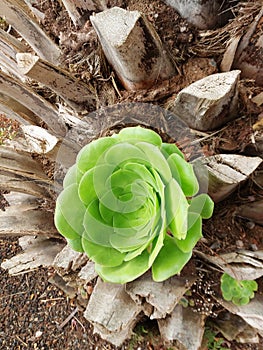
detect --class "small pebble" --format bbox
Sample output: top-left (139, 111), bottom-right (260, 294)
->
top-left (35, 330), bottom-right (43, 338)
top-left (209, 242), bottom-right (220, 250)
top-left (250, 244), bottom-right (258, 251)
top-left (246, 221), bottom-right (255, 229)
top-left (236, 240), bottom-right (244, 248)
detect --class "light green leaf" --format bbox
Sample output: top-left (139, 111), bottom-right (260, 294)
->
top-left (175, 213), bottom-right (202, 253)
top-left (122, 163), bottom-right (158, 191)
top-left (117, 126), bottom-right (162, 146)
top-left (95, 250), bottom-right (150, 284)
top-left (148, 224), bottom-right (165, 266)
top-left (83, 199), bottom-right (113, 247)
top-left (110, 224), bottom-right (151, 251)
top-left (165, 178), bottom-right (188, 239)
top-left (98, 187), bottom-right (145, 215)
top-left (137, 142), bottom-right (172, 184)
top-left (55, 126), bottom-right (214, 284)
top-left (63, 164), bottom-right (77, 188)
top-left (152, 235), bottom-right (192, 282)
top-left (54, 184), bottom-right (86, 239)
top-left (77, 137), bottom-right (117, 173)
top-left (124, 240), bottom-right (151, 261)
top-left (67, 237), bottom-right (84, 252)
top-left (189, 194), bottom-right (214, 219)
top-left (150, 167), bottom-right (165, 197)
top-left (109, 168), bottom-right (141, 189)
top-left (104, 142), bottom-right (148, 166)
top-left (76, 167), bottom-right (84, 184)
top-left (220, 273), bottom-right (258, 306)
top-left (82, 236), bottom-right (125, 267)
top-left (54, 205), bottom-right (80, 239)
top-left (111, 200), bottom-right (155, 229)
top-left (78, 168), bottom-right (97, 206)
top-left (161, 142), bottom-right (184, 159)
top-left (168, 154), bottom-right (199, 196)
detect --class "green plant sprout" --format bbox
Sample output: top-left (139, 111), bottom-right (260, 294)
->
top-left (55, 126), bottom-right (214, 284)
top-left (220, 273), bottom-right (258, 306)
top-left (204, 327), bottom-right (229, 350)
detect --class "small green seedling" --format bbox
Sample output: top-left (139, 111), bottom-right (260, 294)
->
top-left (55, 126), bottom-right (214, 284)
top-left (220, 273), bottom-right (258, 306)
top-left (204, 327), bottom-right (229, 350)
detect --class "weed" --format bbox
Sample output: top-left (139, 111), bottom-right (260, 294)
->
top-left (204, 327), bottom-right (229, 350)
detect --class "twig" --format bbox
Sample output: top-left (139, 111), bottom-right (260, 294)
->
top-left (40, 297), bottom-right (64, 303)
top-left (189, 125), bottom-right (229, 145)
top-left (58, 307), bottom-right (78, 330)
top-left (111, 74), bottom-right (122, 98)
top-left (0, 291), bottom-right (27, 299)
top-left (15, 335), bottom-right (28, 347)
top-left (11, 268), bottom-right (40, 276)
top-left (73, 316), bottom-right (86, 331)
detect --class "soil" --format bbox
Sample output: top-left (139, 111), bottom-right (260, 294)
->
top-left (0, 238), bottom-right (166, 350)
top-left (1, 0), bottom-right (263, 349)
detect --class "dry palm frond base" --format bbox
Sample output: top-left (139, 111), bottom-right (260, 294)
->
top-left (191, 1), bottom-right (262, 57)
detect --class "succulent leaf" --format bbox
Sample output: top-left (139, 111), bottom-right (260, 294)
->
top-left (220, 273), bottom-right (258, 306)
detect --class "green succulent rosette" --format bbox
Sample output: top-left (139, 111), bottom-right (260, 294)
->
top-left (55, 126), bottom-right (214, 283)
top-left (220, 273), bottom-right (258, 306)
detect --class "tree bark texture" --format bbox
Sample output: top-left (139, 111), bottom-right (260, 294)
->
top-left (1, 0), bottom-right (61, 65)
top-left (16, 53), bottom-right (96, 112)
top-left (61, 0), bottom-right (107, 26)
top-left (91, 7), bottom-right (175, 90)
top-left (0, 71), bottom-right (67, 137)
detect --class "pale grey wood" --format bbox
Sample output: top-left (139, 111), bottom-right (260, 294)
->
top-left (0, 71), bottom-right (66, 137)
top-left (0, 172), bottom-right (52, 199)
top-left (6, 125), bottom-right (58, 155)
top-left (126, 271), bottom-right (196, 319)
top-left (0, 92), bottom-right (40, 125)
top-left (0, 204), bottom-right (59, 238)
top-left (0, 146), bottom-right (51, 181)
top-left (53, 244), bottom-right (84, 272)
top-left (172, 70), bottom-right (241, 131)
top-left (24, 0), bottom-right (45, 21)
top-left (0, 51), bottom-right (25, 81)
top-left (213, 313), bottom-right (259, 343)
top-left (91, 7), bottom-right (175, 90)
top-left (193, 154), bottom-right (262, 202)
top-left (158, 304), bottom-right (206, 349)
top-left (0, 28), bottom-right (28, 80)
top-left (1, 235), bottom-right (64, 274)
top-left (0, 146), bottom-right (54, 198)
top-left (236, 200), bottom-right (263, 226)
top-left (216, 295), bottom-right (263, 334)
top-left (221, 36), bottom-right (242, 72)
top-left (0, 101), bottom-right (29, 125)
top-left (3, 192), bottom-right (39, 206)
top-left (84, 278), bottom-right (143, 346)
top-left (61, 0), bottom-right (106, 26)
top-left (78, 261), bottom-right (98, 283)
top-left (195, 250), bottom-right (263, 281)
top-left (232, 7), bottom-right (263, 86)
top-left (1, 0), bottom-right (61, 65)
top-left (16, 53), bottom-right (96, 111)
top-left (163, 0), bottom-right (235, 29)
top-left (0, 28), bottom-right (28, 53)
